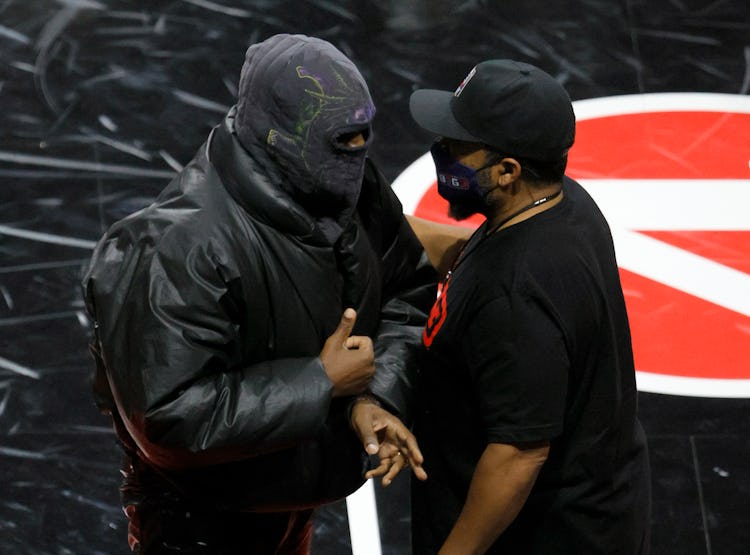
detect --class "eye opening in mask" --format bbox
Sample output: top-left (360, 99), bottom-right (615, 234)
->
top-left (332, 125), bottom-right (372, 152)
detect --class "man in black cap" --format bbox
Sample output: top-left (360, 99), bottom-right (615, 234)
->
top-left (82, 33), bottom-right (435, 554)
top-left (408, 60), bottom-right (651, 554)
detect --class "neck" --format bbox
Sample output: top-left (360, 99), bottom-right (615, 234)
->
top-left (486, 185), bottom-right (563, 234)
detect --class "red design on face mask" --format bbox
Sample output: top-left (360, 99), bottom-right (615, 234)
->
top-left (423, 276), bottom-right (450, 348)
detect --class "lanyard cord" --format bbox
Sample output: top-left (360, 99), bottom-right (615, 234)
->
top-left (443, 188), bottom-right (563, 283)
top-left (485, 188), bottom-right (562, 236)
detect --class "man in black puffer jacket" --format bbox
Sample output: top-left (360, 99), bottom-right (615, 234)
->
top-left (82, 33), bottom-right (436, 554)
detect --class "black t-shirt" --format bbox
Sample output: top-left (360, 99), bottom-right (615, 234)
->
top-left (412, 177), bottom-right (650, 555)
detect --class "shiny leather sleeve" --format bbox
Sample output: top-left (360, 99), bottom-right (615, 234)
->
top-left (359, 160), bottom-right (438, 422)
top-left (84, 230), bottom-right (334, 470)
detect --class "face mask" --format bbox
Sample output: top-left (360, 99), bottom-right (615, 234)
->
top-left (430, 141), bottom-right (496, 218)
top-left (235, 34), bottom-right (376, 244)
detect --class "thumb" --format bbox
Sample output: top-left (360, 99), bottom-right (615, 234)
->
top-left (362, 414), bottom-right (382, 455)
top-left (332, 308), bottom-right (357, 342)
top-left (361, 429), bottom-right (379, 455)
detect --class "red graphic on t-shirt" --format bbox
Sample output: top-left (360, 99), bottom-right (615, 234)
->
top-left (423, 277), bottom-right (450, 348)
top-left (396, 94), bottom-right (750, 398)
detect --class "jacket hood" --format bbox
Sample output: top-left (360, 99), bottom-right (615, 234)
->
top-left (234, 33), bottom-right (376, 244)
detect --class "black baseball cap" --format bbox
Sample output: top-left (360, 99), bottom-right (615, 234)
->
top-left (409, 59), bottom-right (575, 162)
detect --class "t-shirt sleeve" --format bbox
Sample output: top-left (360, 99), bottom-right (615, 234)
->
top-left (462, 294), bottom-right (569, 444)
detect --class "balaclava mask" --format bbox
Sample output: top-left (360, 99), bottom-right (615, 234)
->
top-left (234, 34), bottom-right (375, 244)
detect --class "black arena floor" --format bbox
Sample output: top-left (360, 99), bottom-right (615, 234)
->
top-left (1, 2), bottom-right (749, 554)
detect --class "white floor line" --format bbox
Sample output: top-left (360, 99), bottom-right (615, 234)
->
top-left (346, 479), bottom-right (382, 555)
top-left (0, 224), bottom-right (97, 250)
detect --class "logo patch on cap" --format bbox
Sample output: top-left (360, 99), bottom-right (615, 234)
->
top-left (454, 66), bottom-right (477, 97)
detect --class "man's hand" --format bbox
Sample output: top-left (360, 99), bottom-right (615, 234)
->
top-left (350, 398), bottom-right (428, 486)
top-left (320, 309), bottom-right (375, 398)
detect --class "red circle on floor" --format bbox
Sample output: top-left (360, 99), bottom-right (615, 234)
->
top-left (394, 93), bottom-right (750, 397)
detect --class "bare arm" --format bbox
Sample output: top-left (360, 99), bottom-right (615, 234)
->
top-left (439, 441), bottom-right (550, 555)
top-left (406, 215), bottom-right (472, 276)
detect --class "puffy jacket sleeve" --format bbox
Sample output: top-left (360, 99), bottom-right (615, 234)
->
top-left (84, 232), bottom-right (334, 470)
top-left (358, 159), bottom-right (438, 422)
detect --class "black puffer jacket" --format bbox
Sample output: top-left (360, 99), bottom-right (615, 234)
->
top-left (82, 113), bottom-right (434, 511)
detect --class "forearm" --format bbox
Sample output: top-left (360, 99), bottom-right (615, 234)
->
top-left (123, 356), bottom-right (333, 469)
top-left (439, 441), bottom-right (549, 555)
top-left (405, 214), bottom-right (472, 276)
top-left (369, 315), bottom-right (423, 420)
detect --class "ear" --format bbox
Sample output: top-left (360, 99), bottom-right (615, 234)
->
top-left (497, 158), bottom-right (522, 187)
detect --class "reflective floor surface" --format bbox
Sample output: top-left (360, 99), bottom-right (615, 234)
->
top-left (1, 1), bottom-right (749, 554)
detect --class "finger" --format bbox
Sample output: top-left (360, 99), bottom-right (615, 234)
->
top-left (363, 441), bottom-right (400, 480)
top-left (383, 439), bottom-right (425, 482)
top-left (381, 452), bottom-right (407, 487)
top-left (400, 440), bottom-right (427, 481)
top-left (387, 442), bottom-right (427, 482)
top-left (400, 432), bottom-right (424, 466)
top-left (375, 442), bottom-right (399, 459)
top-left (365, 459), bottom-right (390, 479)
top-left (343, 335), bottom-right (371, 350)
top-left (410, 463), bottom-right (428, 482)
top-left (384, 426), bottom-right (424, 467)
top-left (332, 308), bottom-right (357, 342)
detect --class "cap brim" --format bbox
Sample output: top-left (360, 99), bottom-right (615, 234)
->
top-left (409, 89), bottom-right (482, 142)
